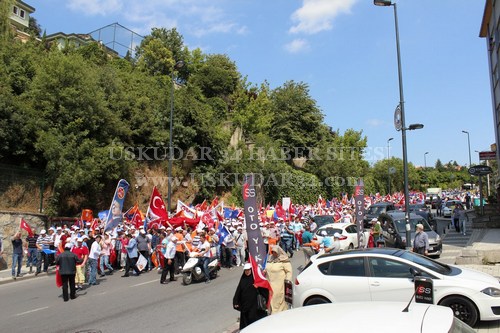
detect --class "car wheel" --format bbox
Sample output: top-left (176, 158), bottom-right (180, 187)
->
top-left (439, 296), bottom-right (479, 326)
top-left (348, 243), bottom-right (354, 250)
top-left (304, 296), bottom-right (331, 306)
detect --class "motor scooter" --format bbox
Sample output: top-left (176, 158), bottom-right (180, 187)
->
top-left (181, 251), bottom-right (220, 285)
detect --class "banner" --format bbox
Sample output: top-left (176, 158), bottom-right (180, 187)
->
top-left (243, 174), bottom-right (267, 268)
top-left (20, 218), bottom-right (33, 236)
top-left (282, 197), bottom-right (291, 211)
top-left (176, 200), bottom-right (196, 219)
top-left (354, 179), bottom-right (365, 248)
top-left (104, 179), bottom-right (130, 231)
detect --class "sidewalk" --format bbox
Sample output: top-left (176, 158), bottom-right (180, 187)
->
top-left (0, 264), bottom-right (56, 285)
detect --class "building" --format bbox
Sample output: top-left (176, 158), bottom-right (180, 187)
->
top-left (480, 0), bottom-right (500, 184)
top-left (8, 0), bottom-right (35, 42)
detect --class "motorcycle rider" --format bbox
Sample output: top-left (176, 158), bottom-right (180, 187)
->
top-left (196, 233), bottom-right (211, 284)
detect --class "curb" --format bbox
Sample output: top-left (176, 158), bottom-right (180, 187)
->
top-left (0, 268), bottom-right (56, 285)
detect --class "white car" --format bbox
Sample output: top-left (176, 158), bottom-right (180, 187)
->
top-left (241, 302), bottom-right (475, 333)
top-left (293, 248), bottom-right (500, 326)
top-left (314, 222), bottom-right (368, 251)
top-left (443, 200), bottom-right (462, 218)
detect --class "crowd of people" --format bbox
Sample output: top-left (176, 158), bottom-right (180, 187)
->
top-left (1, 188), bottom-right (476, 330)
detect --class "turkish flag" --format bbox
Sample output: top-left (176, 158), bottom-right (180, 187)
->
top-left (249, 254), bottom-right (273, 308)
top-left (20, 218), bottom-right (33, 236)
top-left (147, 186), bottom-right (168, 222)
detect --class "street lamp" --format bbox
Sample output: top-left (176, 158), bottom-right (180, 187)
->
top-left (424, 152), bottom-right (429, 169)
top-left (462, 130), bottom-right (473, 190)
top-left (375, 0), bottom-right (422, 250)
top-left (387, 137), bottom-right (394, 194)
top-left (462, 130), bottom-right (472, 167)
top-left (167, 60), bottom-right (185, 214)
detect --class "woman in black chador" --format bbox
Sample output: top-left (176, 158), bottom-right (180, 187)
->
top-left (233, 263), bottom-right (269, 330)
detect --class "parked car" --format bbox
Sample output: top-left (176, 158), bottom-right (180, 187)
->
top-left (408, 204), bottom-right (435, 229)
top-left (242, 302), bottom-right (475, 333)
top-left (379, 212), bottom-right (442, 257)
top-left (443, 200), bottom-right (463, 218)
top-left (293, 248), bottom-right (500, 326)
top-left (314, 222), bottom-right (368, 251)
top-left (363, 202), bottom-right (396, 228)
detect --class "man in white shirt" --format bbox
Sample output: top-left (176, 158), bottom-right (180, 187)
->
top-left (88, 234), bottom-right (101, 286)
top-left (234, 226), bottom-right (247, 267)
top-left (160, 235), bottom-right (177, 284)
top-left (197, 233), bottom-right (211, 284)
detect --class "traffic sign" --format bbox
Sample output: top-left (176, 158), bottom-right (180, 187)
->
top-left (468, 165), bottom-right (493, 176)
top-left (479, 151), bottom-right (496, 160)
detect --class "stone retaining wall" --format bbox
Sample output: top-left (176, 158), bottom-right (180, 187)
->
top-left (0, 211), bottom-right (48, 270)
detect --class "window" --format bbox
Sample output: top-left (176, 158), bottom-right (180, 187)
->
top-left (13, 6), bottom-right (18, 15)
top-left (318, 258), bottom-right (365, 277)
top-left (20, 9), bottom-right (25, 18)
top-left (369, 258), bottom-right (414, 278)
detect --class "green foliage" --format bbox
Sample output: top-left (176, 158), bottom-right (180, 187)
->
top-left (0, 26), bottom-right (377, 215)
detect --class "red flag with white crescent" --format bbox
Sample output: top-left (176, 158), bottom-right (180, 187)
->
top-left (249, 254), bottom-right (273, 307)
top-left (147, 186), bottom-right (168, 222)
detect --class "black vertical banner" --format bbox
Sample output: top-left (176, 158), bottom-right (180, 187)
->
top-left (354, 178), bottom-right (365, 248)
top-left (243, 174), bottom-right (267, 267)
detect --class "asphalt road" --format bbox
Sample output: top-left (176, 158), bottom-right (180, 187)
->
top-left (0, 266), bottom-right (247, 333)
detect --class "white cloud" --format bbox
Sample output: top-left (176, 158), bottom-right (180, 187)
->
top-left (366, 119), bottom-right (388, 127)
top-left (285, 38), bottom-right (310, 53)
top-left (290, 0), bottom-right (357, 35)
top-left (67, 0), bottom-right (123, 16)
top-left (67, 0), bottom-right (247, 38)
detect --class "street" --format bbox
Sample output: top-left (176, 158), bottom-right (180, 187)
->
top-left (0, 266), bottom-right (243, 333)
top-left (1, 222), bottom-right (500, 333)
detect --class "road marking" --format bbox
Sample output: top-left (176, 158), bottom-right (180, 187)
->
top-left (15, 306), bottom-right (49, 316)
top-left (131, 279), bottom-right (158, 287)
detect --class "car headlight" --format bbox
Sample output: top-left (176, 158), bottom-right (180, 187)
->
top-left (435, 234), bottom-right (441, 242)
top-left (481, 287), bottom-right (500, 297)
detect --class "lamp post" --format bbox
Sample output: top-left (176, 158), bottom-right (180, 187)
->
top-left (167, 60), bottom-right (184, 215)
top-left (387, 137), bottom-right (394, 194)
top-left (375, 0), bottom-right (423, 250)
top-left (462, 130), bottom-right (472, 167)
top-left (462, 130), bottom-right (473, 190)
top-left (424, 152), bottom-right (429, 169)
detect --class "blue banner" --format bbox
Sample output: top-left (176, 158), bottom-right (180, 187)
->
top-left (104, 179), bottom-right (130, 231)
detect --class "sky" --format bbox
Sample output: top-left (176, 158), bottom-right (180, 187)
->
top-left (29, 0), bottom-right (493, 168)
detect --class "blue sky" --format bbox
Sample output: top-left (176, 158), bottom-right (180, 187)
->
top-left (30, 0), bottom-right (493, 168)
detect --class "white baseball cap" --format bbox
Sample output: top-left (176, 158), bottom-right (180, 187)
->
top-left (243, 263), bottom-right (252, 270)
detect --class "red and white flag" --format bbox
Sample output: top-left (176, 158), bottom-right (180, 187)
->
top-left (20, 218), bottom-right (33, 236)
top-left (146, 186), bottom-right (169, 222)
top-left (176, 200), bottom-right (196, 219)
top-left (249, 254), bottom-right (273, 307)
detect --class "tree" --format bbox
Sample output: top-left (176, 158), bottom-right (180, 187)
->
top-left (0, 0), bottom-right (14, 40)
top-left (269, 81), bottom-right (324, 158)
top-left (26, 16), bottom-right (41, 37)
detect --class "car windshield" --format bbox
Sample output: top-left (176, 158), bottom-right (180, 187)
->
top-left (399, 251), bottom-right (451, 275)
top-left (317, 227), bottom-right (343, 237)
top-left (393, 218), bottom-right (432, 233)
top-left (409, 205), bottom-right (426, 211)
top-left (367, 206), bottom-right (386, 215)
top-left (450, 317), bottom-right (476, 332)
top-left (314, 216), bottom-right (335, 228)
top-left (446, 201), bottom-right (459, 208)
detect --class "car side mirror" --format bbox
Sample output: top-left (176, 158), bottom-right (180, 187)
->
top-left (410, 267), bottom-right (421, 277)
